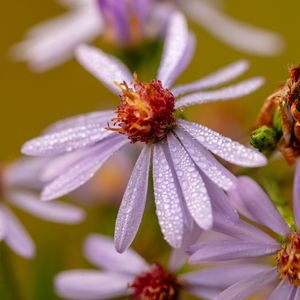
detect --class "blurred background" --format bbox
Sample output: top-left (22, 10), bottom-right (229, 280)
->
top-left (0, 0), bottom-right (299, 299)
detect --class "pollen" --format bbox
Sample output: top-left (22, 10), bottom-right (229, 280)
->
top-left (131, 264), bottom-right (181, 300)
top-left (277, 231), bottom-right (300, 286)
top-left (110, 75), bottom-right (176, 144)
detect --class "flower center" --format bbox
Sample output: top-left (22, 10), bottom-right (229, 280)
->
top-left (131, 264), bottom-right (181, 300)
top-left (110, 75), bottom-right (176, 144)
top-left (277, 231), bottom-right (300, 286)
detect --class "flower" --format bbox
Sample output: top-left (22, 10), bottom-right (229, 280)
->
top-left (188, 161), bottom-right (300, 299)
top-left (55, 233), bottom-right (269, 300)
top-left (12, 0), bottom-right (157, 71)
top-left (0, 158), bottom-right (85, 259)
top-left (22, 12), bottom-right (266, 252)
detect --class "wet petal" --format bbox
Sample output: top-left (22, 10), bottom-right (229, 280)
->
top-left (269, 279), bottom-right (295, 300)
top-left (172, 60), bottom-right (250, 96)
top-left (84, 234), bottom-right (149, 275)
top-left (75, 44), bottom-right (132, 94)
top-left (152, 143), bottom-right (184, 248)
top-left (294, 160), bottom-right (300, 228)
top-left (115, 146), bottom-right (151, 253)
top-left (175, 77), bottom-right (264, 109)
top-left (179, 119), bottom-right (267, 167)
top-left (157, 11), bottom-right (189, 88)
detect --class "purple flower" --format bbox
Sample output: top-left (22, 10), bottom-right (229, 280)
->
top-left (22, 12), bottom-right (266, 252)
top-left (55, 233), bottom-right (269, 300)
top-left (0, 158), bottom-right (85, 259)
top-left (188, 162), bottom-right (300, 299)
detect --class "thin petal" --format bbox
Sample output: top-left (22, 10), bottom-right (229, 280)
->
top-left (157, 11), bottom-right (189, 88)
top-left (55, 270), bottom-right (132, 300)
top-left (172, 60), bottom-right (250, 96)
top-left (1, 205), bottom-right (35, 259)
top-left (175, 77), bottom-right (264, 109)
top-left (41, 135), bottom-right (128, 201)
top-left (294, 160), bottom-right (300, 228)
top-left (269, 279), bottom-right (294, 300)
top-left (168, 134), bottom-right (213, 230)
top-left (152, 143), bottom-right (184, 248)
top-left (0, 210), bottom-right (6, 240)
top-left (214, 268), bottom-right (278, 300)
top-left (75, 44), bottom-right (132, 94)
top-left (84, 234), bottom-right (149, 275)
top-left (7, 191), bottom-right (85, 224)
top-left (115, 146), bottom-right (151, 253)
top-left (228, 176), bottom-right (290, 236)
top-left (179, 119), bottom-right (267, 167)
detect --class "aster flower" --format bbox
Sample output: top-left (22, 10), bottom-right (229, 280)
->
top-left (55, 233), bottom-right (270, 300)
top-left (22, 12), bottom-right (266, 252)
top-left (188, 162), bottom-right (300, 299)
top-left (0, 158), bottom-right (85, 259)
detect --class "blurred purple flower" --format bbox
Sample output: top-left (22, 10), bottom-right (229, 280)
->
top-left (0, 158), bottom-right (85, 259)
top-left (22, 12), bottom-right (266, 252)
top-left (55, 233), bottom-right (269, 300)
top-left (188, 162), bottom-right (300, 299)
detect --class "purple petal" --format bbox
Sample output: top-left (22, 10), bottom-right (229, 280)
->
top-left (0, 210), bottom-right (6, 240)
top-left (175, 77), bottom-right (264, 109)
top-left (22, 124), bottom-right (113, 157)
top-left (294, 160), bottom-right (300, 228)
top-left (172, 60), bottom-right (250, 96)
top-left (7, 191), bottom-right (85, 224)
top-left (157, 11), bottom-right (189, 88)
top-left (55, 270), bottom-right (132, 300)
top-left (115, 146), bottom-right (151, 253)
top-left (189, 240), bottom-right (279, 263)
top-left (228, 176), bottom-right (290, 236)
top-left (75, 44), bottom-right (132, 94)
top-left (175, 127), bottom-right (236, 191)
top-left (152, 143), bottom-right (184, 248)
top-left (1, 205), bottom-right (35, 259)
top-left (41, 135), bottom-right (128, 201)
top-left (84, 234), bottom-right (149, 275)
top-left (179, 119), bottom-right (267, 167)
top-left (214, 268), bottom-right (278, 300)
top-left (167, 134), bottom-right (213, 230)
top-left (269, 280), bottom-right (295, 300)
top-left (294, 287), bottom-right (300, 299)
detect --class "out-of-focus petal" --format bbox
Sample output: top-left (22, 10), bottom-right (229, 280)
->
top-left (179, 119), bottom-right (267, 167)
top-left (7, 191), bottom-right (85, 224)
top-left (293, 160), bottom-right (300, 228)
top-left (75, 45), bottom-right (132, 94)
top-left (269, 279), bottom-right (295, 300)
top-left (0, 210), bottom-right (6, 240)
top-left (175, 77), bottom-right (264, 109)
top-left (84, 234), bottom-right (149, 275)
top-left (115, 146), bottom-right (151, 253)
top-left (157, 11), bottom-right (189, 88)
top-left (152, 143), bottom-right (184, 248)
top-left (172, 60), bottom-right (250, 96)
top-left (55, 270), bottom-right (132, 300)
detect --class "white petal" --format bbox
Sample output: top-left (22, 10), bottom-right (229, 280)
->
top-left (172, 60), bottom-right (250, 96)
top-left (84, 234), bottom-right (149, 275)
top-left (152, 143), bottom-right (184, 248)
top-left (175, 77), bottom-right (264, 109)
top-left (167, 134), bottom-right (213, 230)
top-left (115, 146), bottom-right (151, 253)
top-left (75, 45), bottom-right (132, 94)
top-left (179, 120), bottom-right (267, 167)
top-left (157, 11), bottom-right (189, 88)
top-left (7, 191), bottom-right (85, 224)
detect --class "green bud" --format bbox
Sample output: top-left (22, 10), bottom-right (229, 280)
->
top-left (273, 106), bottom-right (283, 136)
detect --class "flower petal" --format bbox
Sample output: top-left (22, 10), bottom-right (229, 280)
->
top-left (179, 119), bottom-right (267, 167)
top-left (294, 160), bottom-right (300, 228)
top-left (157, 11), bottom-right (189, 88)
top-left (0, 210), bottom-right (6, 240)
top-left (1, 205), bottom-right (35, 259)
top-left (152, 143), bottom-right (184, 248)
top-left (75, 44), bottom-right (132, 94)
top-left (7, 191), bottom-right (85, 224)
top-left (228, 176), bottom-right (290, 236)
top-left (214, 268), bottom-right (278, 300)
top-left (168, 134), bottom-right (213, 230)
top-left (115, 146), bottom-right (151, 253)
top-left (84, 234), bottom-right (149, 275)
top-left (55, 270), bottom-right (132, 300)
top-left (269, 279), bottom-right (295, 300)
top-left (175, 77), bottom-right (264, 109)
top-left (172, 60), bottom-right (250, 96)
top-left (41, 135), bottom-right (128, 201)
